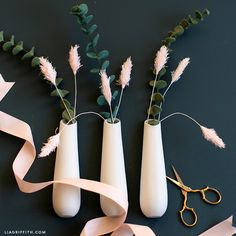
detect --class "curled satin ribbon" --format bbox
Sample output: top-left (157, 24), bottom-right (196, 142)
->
top-left (0, 77), bottom-right (156, 235)
top-left (199, 216), bottom-right (236, 236)
top-left (1, 77), bottom-right (235, 235)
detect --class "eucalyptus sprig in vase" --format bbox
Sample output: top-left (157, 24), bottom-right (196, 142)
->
top-left (99, 57), bottom-right (133, 216)
top-left (38, 45), bottom-right (82, 218)
top-left (140, 46), bottom-right (225, 218)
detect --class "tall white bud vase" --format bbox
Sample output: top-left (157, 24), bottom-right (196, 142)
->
top-left (100, 119), bottom-right (128, 216)
top-left (53, 120), bottom-right (81, 218)
top-left (140, 120), bottom-right (168, 217)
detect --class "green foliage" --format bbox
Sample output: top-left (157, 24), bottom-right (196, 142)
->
top-left (50, 89), bottom-right (69, 98)
top-left (112, 90), bottom-right (119, 100)
top-left (180, 19), bottom-right (190, 29)
top-left (88, 24), bottom-right (97, 35)
top-left (71, 3), bottom-right (119, 118)
top-left (86, 51), bottom-right (97, 59)
top-left (174, 25), bottom-right (184, 35)
top-left (100, 112), bottom-right (110, 119)
top-left (0, 31), bottom-right (73, 123)
top-left (147, 119), bottom-right (159, 126)
top-left (60, 99), bottom-right (72, 110)
top-left (22, 47), bottom-right (35, 60)
top-left (31, 57), bottom-right (40, 67)
top-left (102, 60), bottom-right (110, 70)
top-left (149, 80), bottom-right (167, 89)
top-left (12, 41), bottom-right (23, 55)
top-left (62, 108), bottom-right (74, 122)
top-left (92, 34), bottom-right (99, 47)
top-left (97, 95), bottom-right (107, 106)
top-left (90, 68), bottom-right (100, 73)
top-left (0, 31), bottom-right (4, 42)
top-left (110, 75), bottom-right (116, 83)
top-left (148, 8), bottom-right (210, 123)
top-left (2, 35), bottom-right (14, 51)
top-left (162, 9), bottom-right (210, 47)
top-left (56, 77), bottom-right (63, 86)
top-left (98, 50), bottom-right (109, 60)
top-left (152, 93), bottom-right (164, 103)
top-left (113, 105), bottom-right (119, 118)
top-left (149, 105), bottom-right (162, 117)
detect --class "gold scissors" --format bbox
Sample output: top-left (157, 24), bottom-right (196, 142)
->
top-left (166, 166), bottom-right (222, 227)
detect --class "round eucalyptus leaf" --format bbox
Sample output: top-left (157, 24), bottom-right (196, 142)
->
top-left (148, 119), bottom-right (160, 126)
top-left (153, 93), bottom-right (164, 103)
top-left (97, 95), bottom-right (107, 106)
top-left (150, 105), bottom-right (162, 116)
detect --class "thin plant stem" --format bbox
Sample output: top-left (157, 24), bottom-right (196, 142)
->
top-left (158, 82), bottom-right (173, 120)
top-left (57, 111), bottom-right (106, 135)
top-left (55, 86), bottom-right (73, 122)
top-left (73, 74), bottom-right (77, 118)
top-left (147, 73), bottom-right (158, 120)
top-left (66, 111), bottom-right (105, 125)
top-left (114, 88), bottom-right (124, 120)
top-left (109, 104), bottom-right (115, 123)
top-left (160, 112), bottom-right (201, 127)
top-left (163, 82), bottom-right (173, 98)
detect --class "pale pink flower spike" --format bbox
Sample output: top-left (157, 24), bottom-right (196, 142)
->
top-left (39, 133), bottom-right (61, 157)
top-left (100, 70), bottom-right (112, 105)
top-left (171, 58), bottom-right (190, 83)
top-left (200, 126), bottom-right (225, 149)
top-left (118, 57), bottom-right (133, 89)
top-left (69, 45), bottom-right (82, 75)
top-left (39, 57), bottom-right (57, 86)
top-left (154, 45), bottom-right (169, 75)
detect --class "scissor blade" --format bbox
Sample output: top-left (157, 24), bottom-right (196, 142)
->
top-left (172, 165), bottom-right (184, 185)
top-left (172, 165), bottom-right (187, 195)
top-left (166, 176), bottom-right (183, 188)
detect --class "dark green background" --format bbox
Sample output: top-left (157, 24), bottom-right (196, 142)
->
top-left (0, 1), bottom-right (235, 235)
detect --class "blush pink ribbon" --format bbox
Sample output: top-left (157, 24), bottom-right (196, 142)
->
top-left (0, 76), bottom-right (235, 236)
top-left (199, 216), bottom-right (236, 236)
top-left (0, 76), bottom-right (155, 235)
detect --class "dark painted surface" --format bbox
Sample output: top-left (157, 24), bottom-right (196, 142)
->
top-left (0, 1), bottom-right (235, 235)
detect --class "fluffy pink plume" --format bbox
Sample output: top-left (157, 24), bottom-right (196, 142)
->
top-left (118, 57), bottom-right (133, 89)
top-left (39, 57), bottom-right (57, 86)
top-left (69, 45), bottom-right (82, 75)
top-left (171, 58), bottom-right (190, 83)
top-left (100, 70), bottom-right (112, 105)
top-left (200, 126), bottom-right (225, 149)
top-left (154, 45), bottom-right (169, 75)
top-left (39, 133), bottom-right (60, 157)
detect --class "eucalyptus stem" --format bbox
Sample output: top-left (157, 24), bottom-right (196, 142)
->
top-left (160, 112), bottom-right (201, 127)
top-left (55, 86), bottom-right (73, 122)
top-left (147, 73), bottom-right (158, 120)
top-left (73, 74), bottom-right (77, 118)
top-left (158, 82), bottom-right (173, 120)
top-left (109, 105), bottom-right (114, 123)
top-left (65, 111), bottom-right (105, 126)
top-left (114, 88), bottom-right (124, 120)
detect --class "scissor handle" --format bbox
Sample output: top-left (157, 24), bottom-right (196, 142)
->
top-left (200, 186), bottom-right (222, 204)
top-left (179, 205), bottom-right (198, 227)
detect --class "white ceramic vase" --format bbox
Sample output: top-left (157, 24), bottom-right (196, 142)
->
top-left (100, 119), bottom-right (128, 216)
top-left (140, 120), bottom-right (168, 217)
top-left (52, 120), bottom-right (81, 218)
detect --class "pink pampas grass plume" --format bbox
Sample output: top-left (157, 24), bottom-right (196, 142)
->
top-left (39, 133), bottom-right (60, 157)
top-left (69, 45), bottom-right (82, 75)
top-left (154, 45), bottom-right (169, 75)
top-left (171, 58), bottom-right (190, 83)
top-left (200, 126), bottom-right (225, 149)
top-left (39, 57), bottom-right (57, 86)
top-left (100, 70), bottom-right (112, 105)
top-left (118, 57), bottom-right (133, 89)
